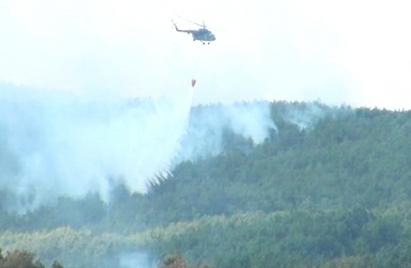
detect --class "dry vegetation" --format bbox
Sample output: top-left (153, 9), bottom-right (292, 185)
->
top-left (0, 248), bottom-right (44, 268)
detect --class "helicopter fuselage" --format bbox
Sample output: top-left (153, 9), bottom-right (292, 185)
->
top-left (191, 29), bottom-right (216, 42)
top-left (172, 23), bottom-right (216, 44)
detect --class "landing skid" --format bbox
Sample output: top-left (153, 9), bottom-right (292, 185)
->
top-left (193, 39), bottom-right (211, 45)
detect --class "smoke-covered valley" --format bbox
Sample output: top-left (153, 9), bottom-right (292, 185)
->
top-left (0, 83), bottom-right (301, 212)
top-left (4, 82), bottom-right (411, 267)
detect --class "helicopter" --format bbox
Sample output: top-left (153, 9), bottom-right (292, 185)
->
top-left (171, 16), bottom-right (216, 45)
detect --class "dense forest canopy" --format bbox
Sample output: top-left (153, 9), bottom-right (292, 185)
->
top-left (2, 101), bottom-right (411, 267)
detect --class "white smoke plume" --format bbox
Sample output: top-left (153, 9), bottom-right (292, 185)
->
top-left (0, 84), bottom-right (193, 211)
top-left (175, 102), bottom-right (277, 162)
top-left (282, 102), bottom-right (328, 130)
top-left (0, 84), bottom-right (275, 212)
top-left (118, 252), bottom-right (155, 268)
top-left (281, 101), bottom-right (352, 130)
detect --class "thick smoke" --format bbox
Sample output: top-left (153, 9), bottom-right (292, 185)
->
top-left (281, 101), bottom-right (353, 130)
top-left (175, 102), bottom-right (277, 162)
top-left (0, 85), bottom-right (193, 211)
top-left (118, 252), bottom-right (155, 268)
top-left (0, 84), bottom-right (275, 212)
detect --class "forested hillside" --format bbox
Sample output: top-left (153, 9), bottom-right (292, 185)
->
top-left (2, 101), bottom-right (411, 267)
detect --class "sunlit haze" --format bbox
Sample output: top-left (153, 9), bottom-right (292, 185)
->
top-left (1, 0), bottom-right (410, 109)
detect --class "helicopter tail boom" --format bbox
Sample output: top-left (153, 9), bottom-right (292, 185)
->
top-left (171, 20), bottom-right (196, 34)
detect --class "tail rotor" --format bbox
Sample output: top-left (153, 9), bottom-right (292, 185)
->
top-left (170, 20), bottom-right (176, 31)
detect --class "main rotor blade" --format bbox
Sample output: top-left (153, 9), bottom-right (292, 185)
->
top-left (173, 14), bottom-right (225, 32)
top-left (174, 14), bottom-right (205, 28)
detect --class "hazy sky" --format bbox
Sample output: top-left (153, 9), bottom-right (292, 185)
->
top-left (1, 0), bottom-right (410, 109)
